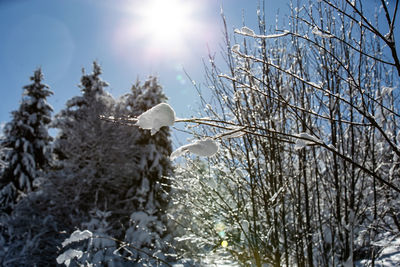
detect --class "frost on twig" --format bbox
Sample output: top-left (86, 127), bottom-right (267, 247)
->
top-left (217, 126), bottom-right (246, 139)
top-left (170, 139), bottom-right (219, 160)
top-left (136, 103), bottom-right (176, 135)
top-left (231, 44), bottom-right (241, 53)
top-left (311, 26), bottom-right (334, 38)
top-left (234, 26), bottom-right (289, 39)
top-left (100, 114), bottom-right (137, 125)
top-left (258, 31), bottom-right (290, 38)
top-left (294, 132), bottom-right (322, 150)
top-left (235, 26), bottom-right (256, 36)
top-left (381, 86), bottom-right (394, 97)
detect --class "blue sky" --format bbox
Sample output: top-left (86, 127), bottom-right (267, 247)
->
top-left (0, 0), bottom-right (288, 131)
top-left (2, 0), bottom-right (394, 143)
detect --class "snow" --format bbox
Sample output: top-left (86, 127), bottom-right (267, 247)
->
top-left (240, 220), bottom-right (249, 242)
top-left (170, 139), bottom-right (219, 160)
top-left (136, 103), bottom-right (176, 135)
top-left (231, 44), bottom-right (240, 53)
top-left (235, 26), bottom-right (256, 36)
top-left (258, 31), bottom-right (290, 38)
top-left (56, 249), bottom-right (83, 266)
top-left (293, 140), bottom-right (305, 150)
top-left (28, 114), bottom-right (37, 124)
top-left (356, 236), bottom-right (400, 267)
top-left (61, 230), bottom-right (93, 247)
top-left (18, 173), bottom-right (30, 192)
top-left (235, 168), bottom-right (245, 178)
top-left (312, 26), bottom-right (334, 38)
top-left (297, 132), bottom-right (321, 143)
top-left (294, 132), bottom-right (321, 149)
top-left (343, 256), bottom-right (354, 267)
top-left (234, 26), bottom-right (289, 39)
top-left (218, 127), bottom-right (246, 139)
top-left (381, 86), bottom-right (394, 96)
top-left (125, 211), bottom-right (159, 248)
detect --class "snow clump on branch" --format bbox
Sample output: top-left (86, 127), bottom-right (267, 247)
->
top-left (135, 103), bottom-right (176, 135)
top-left (134, 103), bottom-right (219, 159)
top-left (235, 26), bottom-right (256, 36)
top-left (170, 139), bottom-right (219, 160)
top-left (234, 26), bottom-right (289, 39)
top-left (56, 249), bottom-right (84, 266)
top-left (61, 229), bottom-right (93, 247)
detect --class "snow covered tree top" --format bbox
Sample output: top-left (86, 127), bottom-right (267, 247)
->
top-left (80, 61), bottom-right (109, 96)
top-left (23, 68), bottom-right (53, 100)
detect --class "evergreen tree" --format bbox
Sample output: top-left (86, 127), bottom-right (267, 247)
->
top-left (53, 70), bottom-right (173, 264)
top-left (0, 69), bottom-right (53, 210)
top-left (1, 63), bottom-right (121, 266)
top-left (119, 77), bottom-right (173, 263)
top-left (52, 61), bottom-right (116, 216)
top-left (48, 62), bottom-right (126, 265)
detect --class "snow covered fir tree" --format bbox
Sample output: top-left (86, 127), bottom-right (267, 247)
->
top-left (119, 77), bottom-right (174, 264)
top-left (0, 69), bottom-right (56, 265)
top-left (0, 68), bottom-right (53, 211)
top-left (0, 63), bottom-right (175, 266)
top-left (51, 61), bottom-right (117, 216)
top-left (53, 63), bottom-right (173, 265)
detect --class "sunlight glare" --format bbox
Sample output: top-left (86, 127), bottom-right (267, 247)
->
top-left (134, 0), bottom-right (198, 58)
top-left (113, 0), bottom-right (216, 64)
top-left (139, 0), bottom-right (190, 43)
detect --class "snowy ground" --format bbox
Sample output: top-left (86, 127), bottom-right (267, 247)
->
top-left (356, 236), bottom-right (400, 267)
top-left (172, 237), bottom-right (400, 267)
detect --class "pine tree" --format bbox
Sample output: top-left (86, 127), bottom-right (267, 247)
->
top-left (52, 62), bottom-right (116, 215)
top-left (47, 62), bottom-right (127, 265)
top-left (0, 69), bottom-right (53, 210)
top-left (0, 63), bottom-right (120, 266)
top-left (51, 67), bottom-right (174, 264)
top-left (120, 77), bottom-right (173, 263)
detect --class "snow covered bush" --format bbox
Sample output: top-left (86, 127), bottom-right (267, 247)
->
top-left (57, 211), bottom-right (124, 267)
top-left (167, 0), bottom-right (400, 266)
top-left (0, 188), bottom-right (73, 266)
top-left (169, 158), bottom-right (251, 265)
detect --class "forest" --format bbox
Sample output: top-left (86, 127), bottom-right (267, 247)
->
top-left (0, 0), bottom-right (400, 266)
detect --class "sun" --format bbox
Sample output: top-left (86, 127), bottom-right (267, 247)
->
top-left (138, 0), bottom-right (193, 44)
top-left (113, 0), bottom-right (215, 64)
top-left (133, 0), bottom-right (199, 59)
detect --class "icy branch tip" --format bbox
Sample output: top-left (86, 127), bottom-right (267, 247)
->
top-left (136, 103), bottom-right (176, 135)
